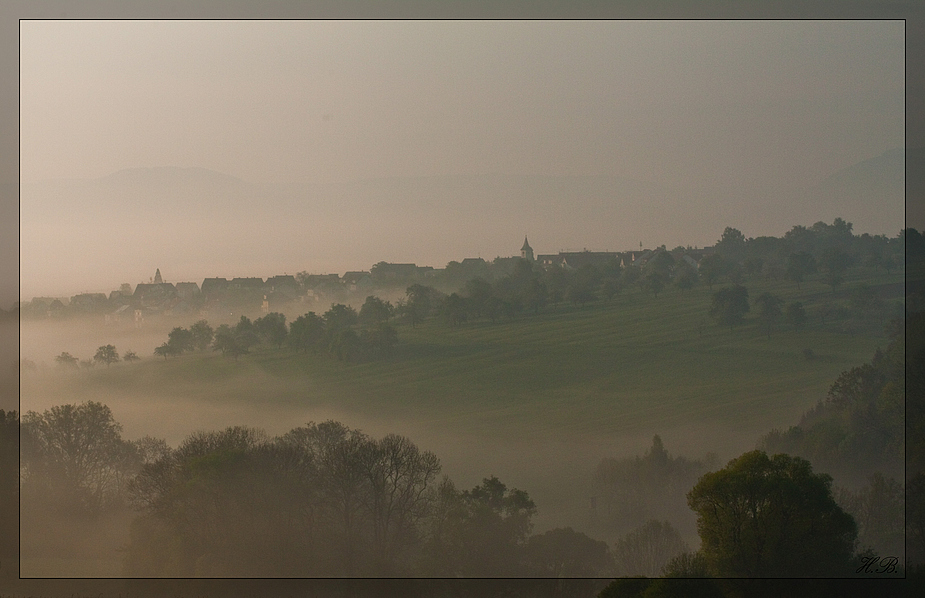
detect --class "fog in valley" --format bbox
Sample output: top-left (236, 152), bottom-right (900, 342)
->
top-left (10, 18), bottom-right (918, 590)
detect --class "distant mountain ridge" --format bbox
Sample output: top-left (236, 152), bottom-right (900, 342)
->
top-left (817, 148), bottom-right (904, 192)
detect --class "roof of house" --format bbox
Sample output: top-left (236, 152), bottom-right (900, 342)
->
top-left (229, 277), bottom-right (265, 287)
top-left (342, 271), bottom-right (372, 284)
top-left (267, 275), bottom-right (298, 286)
top-left (133, 283), bottom-right (177, 297)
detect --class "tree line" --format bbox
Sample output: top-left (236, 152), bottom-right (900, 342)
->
top-left (14, 403), bottom-right (611, 577)
top-left (13, 397), bottom-right (912, 581)
top-left (10, 310), bottom-right (923, 582)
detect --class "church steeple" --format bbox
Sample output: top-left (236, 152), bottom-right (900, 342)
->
top-left (521, 237), bottom-right (534, 262)
top-left (154, 268), bottom-right (163, 284)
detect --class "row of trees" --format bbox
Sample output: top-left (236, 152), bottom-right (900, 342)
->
top-left (53, 345), bottom-right (139, 370)
top-left (709, 220), bottom-right (904, 281)
top-left (17, 399), bottom-right (887, 580)
top-left (151, 304), bottom-right (400, 363)
top-left (402, 226), bottom-right (906, 331)
top-left (16, 403), bottom-right (612, 577)
top-left (707, 283), bottom-right (898, 336)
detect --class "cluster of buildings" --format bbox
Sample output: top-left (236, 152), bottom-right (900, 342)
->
top-left (24, 238), bottom-right (714, 323)
top-left (523, 237), bottom-right (712, 272)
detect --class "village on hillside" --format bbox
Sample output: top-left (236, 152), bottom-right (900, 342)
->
top-left (19, 239), bottom-right (715, 324)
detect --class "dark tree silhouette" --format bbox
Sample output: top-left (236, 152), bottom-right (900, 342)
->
top-left (687, 450), bottom-right (857, 578)
top-left (708, 285), bottom-right (749, 329)
top-left (93, 344), bottom-right (120, 367)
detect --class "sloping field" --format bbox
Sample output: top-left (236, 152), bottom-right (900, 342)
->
top-left (19, 270), bottom-right (901, 536)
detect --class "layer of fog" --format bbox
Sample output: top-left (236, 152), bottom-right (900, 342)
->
top-left (20, 318), bottom-right (761, 547)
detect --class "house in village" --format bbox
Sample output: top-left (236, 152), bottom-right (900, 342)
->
top-left (265, 275), bottom-right (299, 309)
top-left (537, 250), bottom-right (624, 271)
top-left (104, 304), bottom-right (131, 325)
top-left (132, 282), bottom-right (178, 312)
top-left (175, 282), bottom-right (201, 301)
top-left (201, 277), bottom-right (230, 299)
top-left (25, 297), bottom-right (66, 319)
top-left (342, 271), bottom-right (374, 293)
top-left (299, 274), bottom-right (342, 302)
top-left (370, 262), bottom-right (437, 286)
top-left (70, 292), bottom-right (110, 315)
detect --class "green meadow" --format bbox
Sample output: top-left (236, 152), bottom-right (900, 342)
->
top-left (18, 268), bottom-right (903, 557)
top-left (42, 268), bottom-right (902, 459)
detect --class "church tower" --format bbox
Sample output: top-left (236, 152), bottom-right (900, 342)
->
top-left (154, 268), bottom-right (163, 284)
top-left (521, 237), bottom-right (534, 262)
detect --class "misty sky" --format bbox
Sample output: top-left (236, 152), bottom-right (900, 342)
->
top-left (19, 20), bottom-right (905, 299)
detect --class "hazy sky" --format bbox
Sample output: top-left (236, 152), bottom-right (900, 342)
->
top-left (19, 20), bottom-right (905, 298)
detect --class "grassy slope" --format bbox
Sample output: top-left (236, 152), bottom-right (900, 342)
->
top-left (18, 269), bottom-right (902, 567)
top-left (53, 268), bottom-right (901, 455)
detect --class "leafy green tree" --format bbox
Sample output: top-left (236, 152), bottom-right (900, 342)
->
top-left (566, 268), bottom-right (598, 306)
top-left (211, 324), bottom-right (250, 360)
top-left (324, 303), bottom-right (359, 331)
top-left (786, 251), bottom-right (817, 289)
top-left (743, 256), bottom-right (765, 278)
top-left (662, 551), bottom-right (712, 578)
top-left (129, 421), bottom-right (445, 577)
top-left (154, 343), bottom-right (179, 359)
top-left (211, 324), bottom-right (234, 354)
top-left (522, 278), bottom-right (548, 314)
top-left (697, 254), bottom-right (724, 289)
top-left (405, 284), bottom-right (438, 328)
top-left (233, 316), bottom-right (259, 350)
top-left (674, 261), bottom-right (698, 293)
top-left (785, 302), bottom-right (807, 331)
top-left (621, 263), bottom-right (642, 287)
top-left (93, 344), bottom-right (120, 367)
top-left (167, 327), bottom-right (195, 354)
top-left (641, 270), bottom-right (667, 298)
top-left (687, 450), bottom-right (857, 577)
top-left (836, 473), bottom-right (904, 560)
top-left (753, 292), bottom-right (783, 338)
top-left (708, 285), bottom-right (749, 329)
top-left (463, 277), bottom-right (495, 318)
top-left (288, 312), bottom-right (325, 352)
top-left (715, 226), bottom-right (746, 263)
top-left (190, 319), bottom-right (214, 351)
top-left (357, 433), bottom-right (441, 573)
top-left (55, 351), bottom-right (79, 369)
top-left (255, 312), bottom-right (288, 348)
top-left (601, 275), bottom-right (624, 301)
top-left (426, 475), bottom-right (537, 577)
top-left (329, 327), bottom-right (359, 361)
top-left (612, 519), bottom-right (690, 577)
top-left (760, 317), bottom-right (909, 486)
top-left (359, 295), bottom-right (393, 326)
top-left (22, 402), bottom-right (140, 515)
top-left (122, 349), bottom-right (140, 362)
top-left (821, 248), bottom-right (852, 290)
top-left (593, 435), bottom-right (707, 547)
top-left (525, 527), bottom-right (614, 577)
top-left (442, 292), bottom-right (468, 326)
